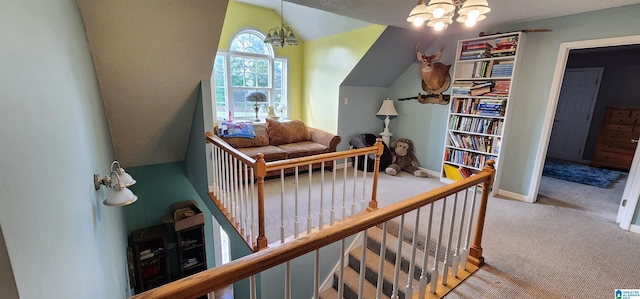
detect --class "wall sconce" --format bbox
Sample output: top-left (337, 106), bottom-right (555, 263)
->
top-left (94, 161), bottom-right (138, 206)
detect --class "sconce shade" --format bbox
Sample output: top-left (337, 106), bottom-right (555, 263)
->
top-left (117, 171), bottom-right (136, 187)
top-left (95, 161), bottom-right (138, 207)
top-left (104, 186), bottom-right (138, 206)
top-left (376, 99), bottom-right (399, 116)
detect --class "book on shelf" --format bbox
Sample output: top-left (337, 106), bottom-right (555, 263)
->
top-left (470, 86), bottom-right (491, 96)
top-left (443, 163), bottom-right (464, 181)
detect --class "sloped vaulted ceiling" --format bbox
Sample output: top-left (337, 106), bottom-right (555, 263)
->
top-left (77, 0), bottom-right (228, 167)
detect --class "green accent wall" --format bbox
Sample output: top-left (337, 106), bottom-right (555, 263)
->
top-left (303, 25), bottom-right (386, 133)
top-left (124, 161), bottom-right (215, 280)
top-left (219, 1), bottom-right (304, 120)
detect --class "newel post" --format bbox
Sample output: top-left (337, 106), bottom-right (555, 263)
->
top-left (254, 154), bottom-right (268, 251)
top-left (367, 138), bottom-right (385, 211)
top-left (468, 160), bottom-right (495, 267)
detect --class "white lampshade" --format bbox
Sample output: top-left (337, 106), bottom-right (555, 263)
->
top-left (457, 0), bottom-right (491, 16)
top-left (116, 169), bottom-right (136, 187)
top-left (376, 99), bottom-right (398, 116)
top-left (425, 0), bottom-right (455, 18)
top-left (104, 186), bottom-right (138, 206)
top-left (406, 0), bottom-right (431, 25)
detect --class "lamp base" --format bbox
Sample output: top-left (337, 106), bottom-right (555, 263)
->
top-left (253, 103), bottom-right (260, 122)
top-left (379, 131), bottom-right (393, 147)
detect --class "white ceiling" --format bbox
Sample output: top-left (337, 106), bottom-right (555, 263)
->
top-left (237, 0), bottom-right (640, 40)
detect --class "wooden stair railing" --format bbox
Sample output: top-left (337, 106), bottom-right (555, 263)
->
top-left (130, 161), bottom-right (495, 299)
top-left (205, 132), bottom-right (384, 251)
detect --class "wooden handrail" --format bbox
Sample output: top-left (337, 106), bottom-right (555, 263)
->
top-left (263, 142), bottom-right (383, 172)
top-left (206, 133), bottom-right (257, 166)
top-left (130, 161), bottom-right (495, 299)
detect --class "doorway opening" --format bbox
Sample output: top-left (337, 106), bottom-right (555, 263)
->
top-left (530, 35), bottom-right (640, 227)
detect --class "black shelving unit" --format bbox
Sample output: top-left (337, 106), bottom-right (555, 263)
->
top-left (130, 224), bottom-right (171, 294)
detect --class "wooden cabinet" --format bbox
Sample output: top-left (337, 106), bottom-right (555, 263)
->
top-left (130, 225), bottom-right (170, 294)
top-left (176, 224), bottom-right (207, 278)
top-left (441, 32), bottom-right (526, 195)
top-left (590, 107), bottom-right (640, 171)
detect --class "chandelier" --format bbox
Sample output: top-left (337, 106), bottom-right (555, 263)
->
top-left (407, 0), bottom-right (490, 32)
top-left (263, 0), bottom-right (299, 47)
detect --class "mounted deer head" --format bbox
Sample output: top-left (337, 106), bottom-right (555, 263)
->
top-left (416, 43), bottom-right (451, 96)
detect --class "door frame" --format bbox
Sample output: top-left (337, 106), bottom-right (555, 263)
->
top-left (528, 35), bottom-right (640, 226)
top-left (547, 67), bottom-right (603, 163)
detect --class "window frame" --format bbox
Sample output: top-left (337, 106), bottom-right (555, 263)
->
top-left (213, 29), bottom-right (289, 121)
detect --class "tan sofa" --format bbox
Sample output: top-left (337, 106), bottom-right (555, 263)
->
top-left (215, 119), bottom-right (341, 176)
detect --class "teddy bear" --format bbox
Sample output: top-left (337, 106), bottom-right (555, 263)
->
top-left (385, 138), bottom-right (428, 177)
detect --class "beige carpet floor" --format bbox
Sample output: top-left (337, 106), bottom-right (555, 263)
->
top-left (261, 168), bottom-right (640, 298)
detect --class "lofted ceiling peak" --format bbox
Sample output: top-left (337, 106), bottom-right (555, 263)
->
top-left (77, 0), bottom-right (228, 167)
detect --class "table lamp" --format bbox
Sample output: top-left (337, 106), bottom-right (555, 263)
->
top-left (376, 98), bottom-right (398, 146)
top-left (246, 92), bottom-right (267, 122)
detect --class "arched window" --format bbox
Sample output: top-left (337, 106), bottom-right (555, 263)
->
top-left (213, 29), bottom-right (288, 121)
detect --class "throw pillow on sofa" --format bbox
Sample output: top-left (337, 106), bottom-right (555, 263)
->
top-left (266, 119), bottom-right (311, 146)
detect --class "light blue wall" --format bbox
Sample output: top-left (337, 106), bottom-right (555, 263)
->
top-left (0, 0), bottom-right (130, 298)
top-left (492, 6), bottom-right (640, 197)
top-left (337, 86), bottom-right (390, 151)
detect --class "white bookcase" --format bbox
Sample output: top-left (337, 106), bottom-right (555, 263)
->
top-left (440, 32), bottom-right (526, 195)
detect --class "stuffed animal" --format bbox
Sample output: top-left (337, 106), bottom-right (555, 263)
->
top-left (385, 138), bottom-right (428, 177)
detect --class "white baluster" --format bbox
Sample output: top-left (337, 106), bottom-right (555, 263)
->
top-left (250, 168), bottom-right (256, 247)
top-left (314, 249), bottom-right (320, 299)
top-left (250, 275), bottom-right (257, 299)
top-left (452, 189), bottom-right (469, 278)
top-left (406, 209), bottom-right (421, 298)
top-left (430, 197), bottom-right (447, 294)
top-left (461, 186), bottom-right (479, 270)
top-left (338, 239), bottom-right (345, 299)
top-left (442, 193), bottom-right (459, 286)
top-left (391, 215), bottom-right (405, 299)
top-left (361, 157), bottom-right (368, 214)
top-left (418, 204), bottom-right (434, 299)
top-left (280, 169), bottom-right (286, 243)
top-left (223, 152), bottom-right (230, 212)
top-left (331, 160), bottom-right (337, 226)
top-left (295, 166), bottom-right (300, 238)
top-left (319, 162), bottom-right (325, 230)
top-left (308, 163), bottom-right (313, 234)
top-left (232, 157), bottom-right (239, 225)
top-left (376, 222), bottom-right (388, 299)
top-left (342, 158), bottom-right (347, 221)
top-left (238, 160), bottom-right (245, 235)
top-left (243, 164), bottom-right (250, 241)
top-left (352, 157), bottom-right (358, 217)
top-left (358, 230), bottom-right (367, 299)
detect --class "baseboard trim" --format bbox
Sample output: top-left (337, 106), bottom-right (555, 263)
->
top-left (420, 167), bottom-right (441, 178)
top-left (335, 161), bottom-right (352, 170)
top-left (318, 232), bottom-right (363, 294)
top-left (496, 189), bottom-right (529, 202)
top-left (630, 224), bottom-right (640, 235)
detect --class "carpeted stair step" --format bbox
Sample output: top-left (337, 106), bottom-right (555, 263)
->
top-left (329, 262), bottom-right (389, 299)
top-left (348, 244), bottom-right (419, 299)
top-left (366, 226), bottom-right (430, 283)
top-left (318, 285), bottom-right (339, 299)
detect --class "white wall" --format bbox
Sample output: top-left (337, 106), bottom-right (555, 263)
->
top-left (0, 1), bottom-right (130, 298)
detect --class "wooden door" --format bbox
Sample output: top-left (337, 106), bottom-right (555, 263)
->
top-left (547, 68), bottom-right (603, 162)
